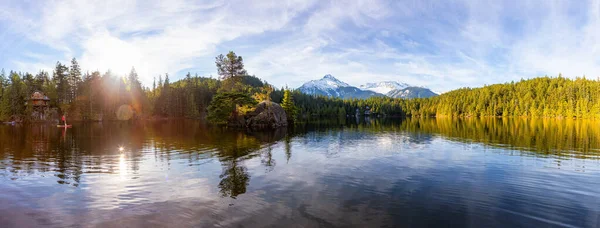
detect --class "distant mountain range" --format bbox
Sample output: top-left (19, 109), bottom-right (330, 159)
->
top-left (297, 74), bottom-right (437, 99)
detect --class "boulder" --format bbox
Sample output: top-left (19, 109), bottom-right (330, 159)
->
top-left (227, 111), bottom-right (246, 128)
top-left (245, 101), bottom-right (288, 129)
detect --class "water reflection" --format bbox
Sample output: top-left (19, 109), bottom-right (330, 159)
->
top-left (2, 118), bottom-right (600, 189)
top-left (0, 118), bottom-right (600, 187)
top-left (398, 117), bottom-right (600, 160)
top-left (0, 118), bottom-right (599, 227)
top-left (219, 161), bottom-right (249, 198)
top-left (119, 153), bottom-right (127, 180)
top-left (298, 117), bottom-right (600, 160)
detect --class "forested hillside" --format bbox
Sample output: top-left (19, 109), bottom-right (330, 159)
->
top-left (0, 60), bottom-right (217, 121)
top-left (1, 52), bottom-right (600, 123)
top-left (417, 76), bottom-right (600, 118)
top-left (286, 76), bottom-right (600, 119)
top-left (0, 52), bottom-right (284, 123)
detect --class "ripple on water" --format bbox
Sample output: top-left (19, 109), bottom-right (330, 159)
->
top-left (0, 119), bottom-right (600, 227)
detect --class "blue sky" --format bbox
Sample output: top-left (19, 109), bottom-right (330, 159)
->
top-left (0, 0), bottom-right (598, 93)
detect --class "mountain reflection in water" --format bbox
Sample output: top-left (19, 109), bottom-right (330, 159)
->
top-left (0, 118), bottom-right (599, 227)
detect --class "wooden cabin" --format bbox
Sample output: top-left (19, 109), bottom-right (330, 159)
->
top-left (30, 91), bottom-right (50, 120)
top-left (30, 91), bottom-right (50, 106)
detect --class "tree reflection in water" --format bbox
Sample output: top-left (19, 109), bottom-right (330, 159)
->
top-left (1, 118), bottom-right (600, 199)
top-left (218, 161), bottom-right (249, 198)
top-left (214, 128), bottom-right (286, 198)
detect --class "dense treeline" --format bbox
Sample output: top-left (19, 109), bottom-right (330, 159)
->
top-left (432, 76), bottom-right (600, 118)
top-left (0, 52), bottom-right (281, 122)
top-left (290, 75), bottom-right (600, 119)
top-left (2, 51), bottom-right (600, 123)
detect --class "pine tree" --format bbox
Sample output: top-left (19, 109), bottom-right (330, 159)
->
top-left (0, 69), bottom-right (7, 119)
top-left (8, 72), bottom-right (25, 119)
top-left (185, 72), bottom-right (192, 83)
top-left (128, 67), bottom-right (141, 91)
top-left (0, 69), bottom-right (4, 98)
top-left (128, 67), bottom-right (144, 116)
top-left (281, 89), bottom-right (297, 123)
top-left (158, 75), bottom-right (163, 88)
top-left (23, 72), bottom-right (35, 95)
top-left (152, 77), bottom-right (156, 96)
top-left (34, 71), bottom-right (48, 92)
top-left (160, 74), bottom-right (170, 116)
top-left (53, 61), bottom-right (69, 106)
top-left (164, 74), bottom-right (170, 88)
top-left (215, 51), bottom-right (247, 80)
top-left (69, 58), bottom-right (82, 102)
top-left (215, 51), bottom-right (247, 91)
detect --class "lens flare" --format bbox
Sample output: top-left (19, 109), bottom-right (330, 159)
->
top-left (116, 105), bottom-right (133, 120)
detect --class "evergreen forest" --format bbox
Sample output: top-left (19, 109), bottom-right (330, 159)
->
top-left (2, 51), bottom-right (600, 123)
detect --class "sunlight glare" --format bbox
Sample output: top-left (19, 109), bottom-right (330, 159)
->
top-left (119, 153), bottom-right (127, 179)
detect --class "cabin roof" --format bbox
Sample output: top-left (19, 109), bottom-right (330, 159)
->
top-left (30, 91), bottom-right (50, 101)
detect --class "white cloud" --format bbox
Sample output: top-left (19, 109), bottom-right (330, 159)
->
top-left (1, 0), bottom-right (318, 85)
top-left (2, 0), bottom-right (600, 92)
top-left (506, 0), bottom-right (600, 79)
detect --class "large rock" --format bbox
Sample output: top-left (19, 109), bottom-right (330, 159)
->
top-left (245, 101), bottom-right (288, 129)
top-left (227, 111), bottom-right (246, 128)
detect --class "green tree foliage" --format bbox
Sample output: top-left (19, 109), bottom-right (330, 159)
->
top-left (53, 61), bottom-right (69, 106)
top-left (34, 71), bottom-right (49, 92)
top-left (23, 72), bottom-right (35, 95)
top-left (127, 67), bottom-right (146, 117)
top-left (288, 76), bottom-right (600, 120)
top-left (7, 72), bottom-right (26, 119)
top-left (207, 92), bottom-right (257, 125)
top-left (5, 54), bottom-right (600, 124)
top-left (69, 58), bottom-right (82, 101)
top-left (241, 75), bottom-right (264, 87)
top-left (0, 69), bottom-right (6, 119)
top-left (426, 76), bottom-right (600, 118)
top-left (215, 51), bottom-right (247, 92)
top-left (253, 84), bottom-right (273, 103)
top-left (0, 57), bottom-right (215, 122)
top-left (0, 52), bottom-right (264, 123)
top-left (216, 51), bottom-right (247, 80)
top-left (281, 89), bottom-right (298, 122)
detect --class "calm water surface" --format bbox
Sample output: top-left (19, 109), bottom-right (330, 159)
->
top-left (1, 118), bottom-right (599, 227)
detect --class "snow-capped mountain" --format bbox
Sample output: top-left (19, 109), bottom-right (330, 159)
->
top-left (298, 74), bottom-right (349, 97)
top-left (298, 74), bottom-right (438, 99)
top-left (359, 81), bottom-right (410, 95)
top-left (387, 87), bottom-right (438, 99)
top-left (298, 75), bottom-right (383, 99)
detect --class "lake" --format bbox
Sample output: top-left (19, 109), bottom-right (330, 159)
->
top-left (1, 118), bottom-right (599, 227)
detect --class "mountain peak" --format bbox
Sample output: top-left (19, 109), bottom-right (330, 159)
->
top-left (359, 81), bottom-right (410, 94)
top-left (317, 74), bottom-right (349, 87)
top-left (323, 74), bottom-right (336, 80)
top-left (298, 75), bottom-right (437, 99)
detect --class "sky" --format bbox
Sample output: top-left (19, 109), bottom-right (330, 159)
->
top-left (0, 0), bottom-right (599, 93)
